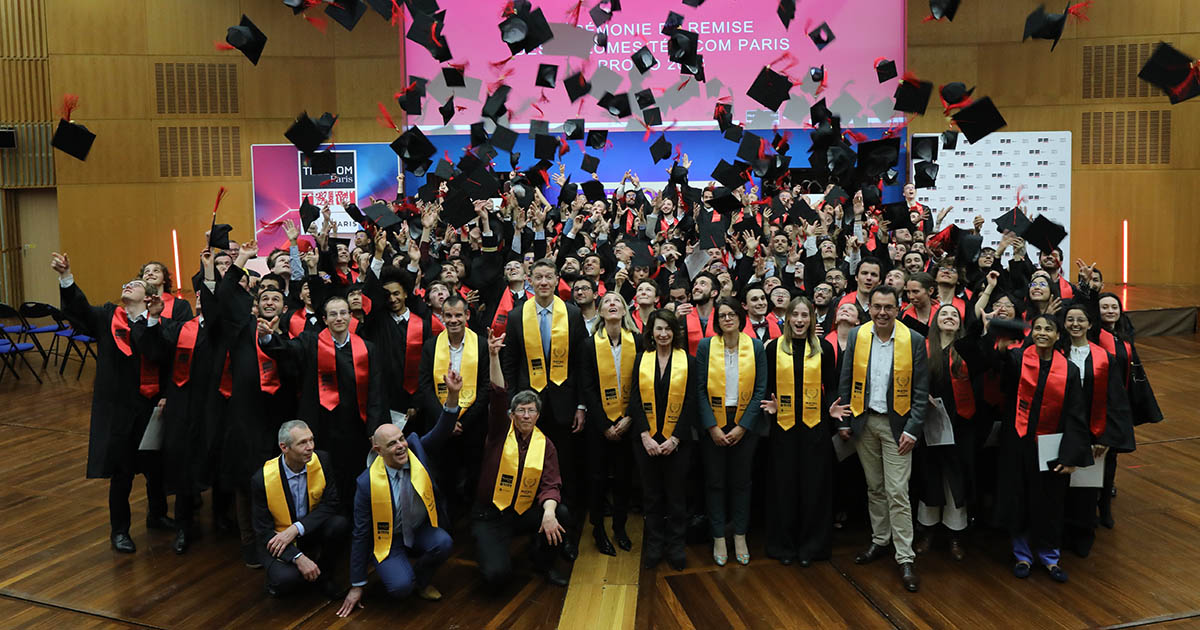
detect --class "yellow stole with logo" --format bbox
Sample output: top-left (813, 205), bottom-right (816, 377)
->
top-left (522, 297), bottom-right (569, 391)
top-left (849, 322), bottom-right (913, 416)
top-left (263, 453), bottom-right (325, 534)
top-left (594, 327), bottom-right (636, 422)
top-left (433, 329), bottom-right (479, 417)
top-left (492, 424), bottom-right (547, 514)
top-left (776, 339), bottom-right (823, 430)
top-left (369, 452), bottom-right (437, 563)
top-left (639, 349), bottom-right (688, 439)
top-left (706, 333), bottom-right (756, 425)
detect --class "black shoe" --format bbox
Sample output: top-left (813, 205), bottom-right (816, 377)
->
top-left (561, 539), bottom-right (579, 562)
top-left (1110, 486), bottom-right (1117, 498)
top-left (1012, 561), bottom-right (1032, 579)
top-left (1047, 564), bottom-right (1069, 583)
top-left (642, 552), bottom-right (662, 569)
top-left (613, 527), bottom-right (632, 551)
top-left (1099, 506), bottom-right (1115, 529)
top-left (111, 533), bottom-right (136, 554)
top-left (146, 515), bottom-right (176, 531)
top-left (779, 557), bottom-right (795, 566)
top-left (264, 584), bottom-right (280, 598)
top-left (242, 544), bottom-right (263, 569)
top-left (798, 559), bottom-right (812, 568)
top-left (541, 567), bottom-right (570, 587)
top-left (594, 529), bottom-right (616, 557)
top-left (173, 529), bottom-right (191, 555)
top-left (899, 562), bottom-right (920, 593)
top-left (854, 543), bottom-right (890, 565)
top-left (667, 555), bottom-right (686, 571)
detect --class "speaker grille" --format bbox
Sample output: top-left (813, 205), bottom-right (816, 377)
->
top-left (1082, 43), bottom-right (1159, 100)
top-left (157, 125), bottom-right (242, 177)
top-left (154, 63), bottom-right (239, 115)
top-left (1079, 110), bottom-right (1170, 166)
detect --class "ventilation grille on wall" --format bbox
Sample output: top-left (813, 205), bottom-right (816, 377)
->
top-left (1082, 43), bottom-right (1160, 99)
top-left (154, 63), bottom-right (239, 115)
top-left (1080, 110), bottom-right (1170, 166)
top-left (157, 126), bottom-right (242, 177)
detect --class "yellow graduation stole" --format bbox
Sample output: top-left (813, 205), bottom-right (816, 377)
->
top-left (433, 329), bottom-right (479, 417)
top-left (522, 297), bottom-right (570, 391)
top-left (492, 424), bottom-right (547, 514)
top-left (849, 321), bottom-right (913, 417)
top-left (262, 453), bottom-right (326, 534)
top-left (776, 339), bottom-right (823, 430)
top-left (706, 333), bottom-right (756, 425)
top-left (639, 349), bottom-right (688, 439)
top-left (594, 327), bottom-right (636, 422)
top-left (368, 451), bottom-right (438, 563)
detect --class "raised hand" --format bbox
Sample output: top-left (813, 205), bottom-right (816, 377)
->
top-left (488, 330), bottom-right (506, 356)
top-left (759, 394), bottom-right (778, 415)
top-left (283, 218), bottom-right (300, 242)
top-left (50, 252), bottom-right (71, 276)
top-left (257, 315), bottom-right (279, 337)
top-left (444, 369), bottom-right (463, 395)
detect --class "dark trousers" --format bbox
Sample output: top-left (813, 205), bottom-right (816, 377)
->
top-left (266, 514), bottom-right (351, 595)
top-left (471, 502), bottom-right (571, 588)
top-left (699, 421), bottom-right (759, 538)
top-left (1063, 486), bottom-right (1100, 557)
top-left (1098, 449), bottom-right (1117, 517)
top-left (109, 450), bottom-right (168, 535)
top-left (372, 526), bottom-right (453, 597)
top-left (539, 408), bottom-right (583, 512)
top-left (633, 439), bottom-right (693, 562)
top-left (586, 430), bottom-right (632, 531)
top-left (766, 424), bottom-right (833, 562)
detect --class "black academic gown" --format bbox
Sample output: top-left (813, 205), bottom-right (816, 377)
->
top-left (912, 346), bottom-right (985, 511)
top-left (360, 268), bottom-right (435, 427)
top-left (61, 282), bottom-right (160, 479)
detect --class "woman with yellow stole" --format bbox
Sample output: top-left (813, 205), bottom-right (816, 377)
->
top-left (761, 297), bottom-right (838, 567)
top-left (627, 308), bottom-right (699, 571)
top-left (580, 293), bottom-right (641, 556)
top-left (696, 297), bottom-right (766, 567)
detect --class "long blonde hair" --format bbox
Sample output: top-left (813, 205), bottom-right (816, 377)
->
top-left (592, 292), bottom-right (638, 339)
top-left (780, 296), bottom-right (821, 358)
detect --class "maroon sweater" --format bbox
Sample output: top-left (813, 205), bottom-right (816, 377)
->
top-left (475, 386), bottom-right (562, 510)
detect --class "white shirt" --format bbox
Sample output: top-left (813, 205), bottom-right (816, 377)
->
top-left (724, 343), bottom-right (739, 406)
top-left (391, 309), bottom-right (410, 325)
top-left (609, 337), bottom-right (623, 392)
top-left (1069, 344), bottom-right (1090, 384)
top-left (867, 333), bottom-right (894, 415)
top-left (447, 336), bottom-right (465, 372)
top-left (584, 314), bottom-right (600, 335)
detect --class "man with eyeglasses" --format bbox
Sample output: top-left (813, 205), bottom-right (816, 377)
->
top-left (831, 285), bottom-right (929, 593)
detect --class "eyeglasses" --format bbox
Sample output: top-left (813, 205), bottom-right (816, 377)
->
top-left (869, 304), bottom-right (898, 313)
top-left (717, 312), bottom-right (738, 320)
top-left (512, 407), bottom-right (538, 417)
top-left (1029, 281), bottom-right (1049, 289)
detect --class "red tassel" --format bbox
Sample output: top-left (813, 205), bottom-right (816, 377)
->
top-left (673, 144), bottom-right (682, 162)
top-left (212, 186), bottom-right (228, 217)
top-left (873, 56), bottom-right (889, 68)
top-left (843, 130), bottom-right (868, 143)
top-left (1169, 62), bottom-right (1200, 100)
top-left (430, 23), bottom-right (442, 48)
top-left (922, 14), bottom-right (937, 22)
top-left (1066, 1), bottom-right (1093, 21)
top-left (900, 72), bottom-right (922, 86)
top-left (500, 1), bottom-right (516, 17)
top-left (757, 138), bottom-right (768, 160)
top-left (377, 102), bottom-right (398, 132)
top-left (394, 81), bottom-right (418, 97)
top-left (304, 15), bottom-right (328, 33)
top-left (1015, 185), bottom-right (1026, 208)
top-left (558, 135), bottom-right (570, 158)
top-left (448, 61), bottom-right (469, 73)
top-left (214, 41), bottom-right (236, 51)
top-left (489, 56), bottom-right (514, 70)
top-left (816, 72), bottom-right (828, 96)
top-left (319, 178), bottom-right (334, 187)
top-left (565, 0), bottom-right (583, 25)
top-left (59, 94), bottom-right (79, 121)
top-left (531, 101), bottom-right (545, 117)
top-left (390, 0), bottom-right (403, 27)
top-left (257, 219), bottom-right (286, 233)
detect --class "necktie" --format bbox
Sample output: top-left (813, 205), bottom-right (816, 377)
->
top-left (539, 308), bottom-right (551, 358)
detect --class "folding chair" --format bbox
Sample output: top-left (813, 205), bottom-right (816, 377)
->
top-left (17, 302), bottom-right (63, 370)
top-left (0, 312), bottom-right (42, 384)
top-left (45, 305), bottom-right (96, 379)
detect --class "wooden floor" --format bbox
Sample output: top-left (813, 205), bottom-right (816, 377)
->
top-left (2, 332), bottom-right (1200, 629)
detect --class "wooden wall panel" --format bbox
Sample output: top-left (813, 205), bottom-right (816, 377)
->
top-left (55, 183), bottom-right (160, 292)
top-left (44, 0), bottom-right (147, 55)
top-left (47, 55), bottom-right (152, 120)
top-left (330, 14), bottom-right (405, 58)
top-left (0, 0), bottom-right (48, 57)
top-left (146, 0), bottom-right (240, 56)
top-left (0, 58), bottom-right (51, 121)
top-left (240, 57), bottom-right (338, 120)
top-left (238, 3), bottom-right (335, 59)
top-left (52, 120), bottom-right (157, 185)
top-left (333, 57), bottom-right (404, 119)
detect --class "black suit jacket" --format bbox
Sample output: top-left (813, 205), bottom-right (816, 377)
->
top-left (501, 296), bottom-right (588, 424)
top-left (250, 450), bottom-right (341, 564)
top-left (416, 331), bottom-right (490, 427)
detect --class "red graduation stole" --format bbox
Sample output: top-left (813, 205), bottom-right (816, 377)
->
top-left (348, 317), bottom-right (360, 335)
top-left (289, 309), bottom-right (311, 337)
top-left (256, 339), bottom-right (281, 395)
top-left (335, 266), bottom-right (359, 285)
top-left (402, 313), bottom-right (423, 394)
top-left (173, 318), bottom-right (201, 386)
top-left (316, 329), bottom-right (369, 423)
top-left (685, 307), bottom-right (718, 355)
top-left (160, 292), bottom-right (176, 319)
top-left (824, 330), bottom-right (840, 363)
top-left (219, 353), bottom-right (232, 398)
top-left (112, 307), bottom-right (159, 398)
top-left (1087, 343), bottom-right (1109, 438)
top-left (430, 314), bottom-right (445, 335)
top-left (557, 278), bottom-right (572, 301)
top-left (1098, 329), bottom-right (1131, 388)
top-left (1015, 346), bottom-right (1068, 437)
top-left (743, 317), bottom-right (781, 340)
top-left (632, 308), bottom-right (646, 332)
top-left (901, 304), bottom-right (935, 329)
top-left (1056, 276), bottom-right (1074, 299)
top-left (949, 354), bottom-right (976, 420)
top-left (492, 288), bottom-right (532, 335)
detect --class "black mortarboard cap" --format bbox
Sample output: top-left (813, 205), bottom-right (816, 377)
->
top-left (1023, 215), bottom-right (1067, 253)
top-left (993, 207), bottom-right (1033, 236)
top-left (662, 11), bottom-right (684, 34)
top-left (433, 158), bottom-right (455, 180)
top-left (598, 92), bottom-right (632, 118)
top-left (807, 22), bottom-right (835, 50)
top-left (958, 232), bottom-right (983, 263)
top-left (417, 180), bottom-right (440, 203)
top-left (649, 134), bottom-right (672, 163)
top-left (942, 129), bottom-right (960, 150)
top-left (491, 124), bottom-right (518, 152)
top-left (698, 220), bottom-right (726, 249)
top-left (682, 0), bottom-right (705, 6)
top-left (777, 0), bottom-right (795, 28)
top-left (860, 183), bottom-right (882, 209)
top-left (875, 58), bottom-right (898, 83)
top-left (628, 238), bottom-right (656, 268)
top-left (536, 63), bottom-right (558, 89)
top-left (788, 196), bottom-right (820, 225)
top-left (563, 118), bottom-right (585, 140)
top-left (636, 89), bottom-right (656, 109)
top-left (581, 179), bottom-right (606, 202)
top-left (580, 153), bottom-right (599, 174)
top-left (534, 133), bottom-right (558, 160)
top-left (558, 181), bottom-right (578, 206)
top-left (589, 3), bottom-right (611, 27)
top-left (810, 98), bottom-right (833, 125)
top-left (564, 71), bottom-right (591, 102)
top-left (990, 318), bottom-right (1029, 340)
top-left (438, 96), bottom-right (456, 125)
top-left (407, 10), bottom-right (452, 62)
top-left (504, 7), bottom-right (553, 54)
top-left (746, 66), bottom-right (792, 111)
top-left (529, 119), bottom-right (549, 137)
top-left (595, 29), bottom-right (608, 49)
top-left (668, 30), bottom-right (698, 63)
top-left (940, 82), bottom-right (974, 108)
top-left (711, 192), bottom-right (745, 214)
top-left (632, 46), bottom-right (656, 74)
top-left (442, 66), bottom-right (465, 87)
top-left (481, 85), bottom-right (511, 120)
top-left (397, 77), bottom-right (427, 116)
top-left (364, 201), bottom-right (401, 230)
top-left (894, 78), bottom-right (933, 115)
top-left (912, 135), bottom-right (939, 162)
top-left (913, 160), bottom-right (939, 188)
top-left (225, 15), bottom-right (267, 65)
top-left (723, 125), bottom-right (743, 143)
top-left (209, 223), bottom-right (233, 250)
top-left (824, 185), bottom-right (850, 208)
top-left (298, 197), bottom-right (319, 232)
top-left (365, 0), bottom-right (394, 19)
top-left (711, 160), bottom-right (745, 189)
top-left (343, 202), bottom-right (366, 225)
top-left (51, 119), bottom-right (95, 161)
top-left (1138, 42), bottom-right (1200, 105)
top-left (308, 150), bottom-right (336, 175)
top-left (509, 151), bottom-right (521, 170)
top-left (736, 131), bottom-right (764, 163)
top-left (930, 0), bottom-right (960, 21)
top-left (681, 54), bottom-right (705, 82)
top-left (1023, 4), bottom-right (1067, 51)
top-left (285, 112), bottom-right (330, 154)
top-left (440, 190), bottom-right (476, 228)
top-left (826, 144), bottom-right (856, 179)
top-left (856, 136), bottom-right (900, 176)
top-left (469, 122), bottom-right (488, 147)
top-left (952, 97), bottom-right (1007, 144)
top-left (642, 106), bottom-right (663, 127)
top-left (326, 0), bottom-right (368, 31)
top-left (714, 103), bottom-right (733, 131)
top-left (883, 202), bottom-right (916, 232)
top-left (586, 129), bottom-right (608, 149)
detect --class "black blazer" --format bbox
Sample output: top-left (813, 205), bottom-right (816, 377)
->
top-left (250, 449), bottom-right (341, 564)
top-left (500, 297), bottom-right (588, 424)
top-left (579, 328), bottom-right (644, 434)
top-left (416, 331), bottom-right (490, 426)
top-left (626, 350), bottom-right (700, 442)
top-left (836, 323), bottom-right (930, 443)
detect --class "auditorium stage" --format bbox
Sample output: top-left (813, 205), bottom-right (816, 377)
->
top-left (1, 333), bottom-right (1199, 629)
top-left (1113, 285), bottom-right (1200, 337)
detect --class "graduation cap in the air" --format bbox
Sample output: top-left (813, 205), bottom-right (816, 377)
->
top-left (224, 15), bottom-right (267, 65)
top-left (747, 66), bottom-right (792, 111)
top-left (433, 158), bottom-right (455, 181)
top-left (710, 159), bottom-right (746, 189)
top-left (627, 237), bottom-right (657, 268)
top-left (532, 133), bottom-right (558, 160)
top-left (442, 66), bottom-right (465, 87)
top-left (598, 92), bottom-right (632, 118)
top-left (736, 131), bottom-right (765, 163)
top-left (940, 82), bottom-right (974, 110)
top-left (668, 29), bottom-right (698, 63)
top-left (682, 0), bottom-right (705, 6)
top-left (365, 0), bottom-right (396, 19)
top-left (298, 197), bottom-right (320, 232)
top-left (580, 153), bottom-right (599, 174)
top-left (390, 126), bottom-right (437, 173)
top-left (856, 136), bottom-right (900, 176)
top-left (809, 98), bottom-right (834, 126)
top-left (928, 224), bottom-right (980, 262)
top-left (632, 46), bottom-right (656, 74)
top-left (662, 11), bottom-right (684, 34)
top-left (440, 190), bottom-right (477, 228)
top-left (1023, 4), bottom-right (1068, 51)
top-left (912, 135), bottom-right (939, 163)
top-left (894, 77), bottom-right (934, 115)
top-left (51, 103), bottom-right (95, 161)
top-left (308, 150), bottom-right (336, 175)
top-left (681, 54), bottom-right (706, 82)
top-left (285, 112), bottom-right (332, 154)
top-left (564, 71), bottom-right (592, 103)
top-left (807, 22), bottom-right (835, 50)
top-left (481, 85), bottom-right (511, 121)
top-left (491, 124), bottom-right (518, 152)
top-left (875, 58), bottom-right (898, 83)
top-left (397, 77), bottom-right (428, 116)
top-left (882, 202), bottom-right (916, 232)
top-left (562, 118), bottom-right (585, 140)
top-left (713, 102), bottom-right (734, 131)
top-left (343, 202), bottom-right (366, 226)
top-left (824, 185), bottom-right (851, 208)
top-left (929, 0), bottom-right (960, 21)
top-left (724, 124), bottom-right (744, 143)
top-left (698, 220), bottom-right (726, 250)
top-left (1138, 42), bottom-right (1200, 105)
top-left (469, 122), bottom-right (488, 147)
top-left (527, 119), bottom-right (549, 137)
top-left (586, 129), bottom-right (608, 149)
top-left (500, 4), bottom-right (553, 54)
top-left (913, 160), bottom-right (939, 188)
top-left (636, 89), bottom-right (656, 109)
top-left (326, 0), bottom-right (368, 31)
top-left (1023, 215), bottom-right (1067, 253)
top-left (993, 207), bottom-right (1033, 236)
top-left (649, 134), bottom-right (672, 163)
top-left (942, 130), bottom-right (960, 150)
top-left (952, 97), bottom-right (1007, 144)
top-left (209, 223), bottom-right (233, 250)
top-left (581, 179), bottom-right (607, 203)
top-left (642, 106), bottom-right (663, 127)
top-left (860, 183), bottom-right (882, 209)
top-left (364, 201), bottom-right (402, 231)
top-left (535, 63), bottom-right (558, 89)
top-left (557, 181), bottom-right (578, 206)
top-left (826, 144), bottom-right (856, 180)
top-left (777, 0), bottom-right (795, 28)
top-left (438, 96), bottom-right (456, 125)
top-left (408, 10), bottom-right (452, 62)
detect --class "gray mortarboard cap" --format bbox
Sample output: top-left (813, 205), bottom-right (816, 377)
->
top-left (912, 135), bottom-right (939, 162)
top-left (642, 106), bottom-right (663, 127)
top-left (529, 119), bottom-right (550, 137)
top-left (941, 130), bottom-right (960, 150)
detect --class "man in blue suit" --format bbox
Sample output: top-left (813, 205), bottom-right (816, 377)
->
top-left (335, 370), bottom-right (462, 617)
